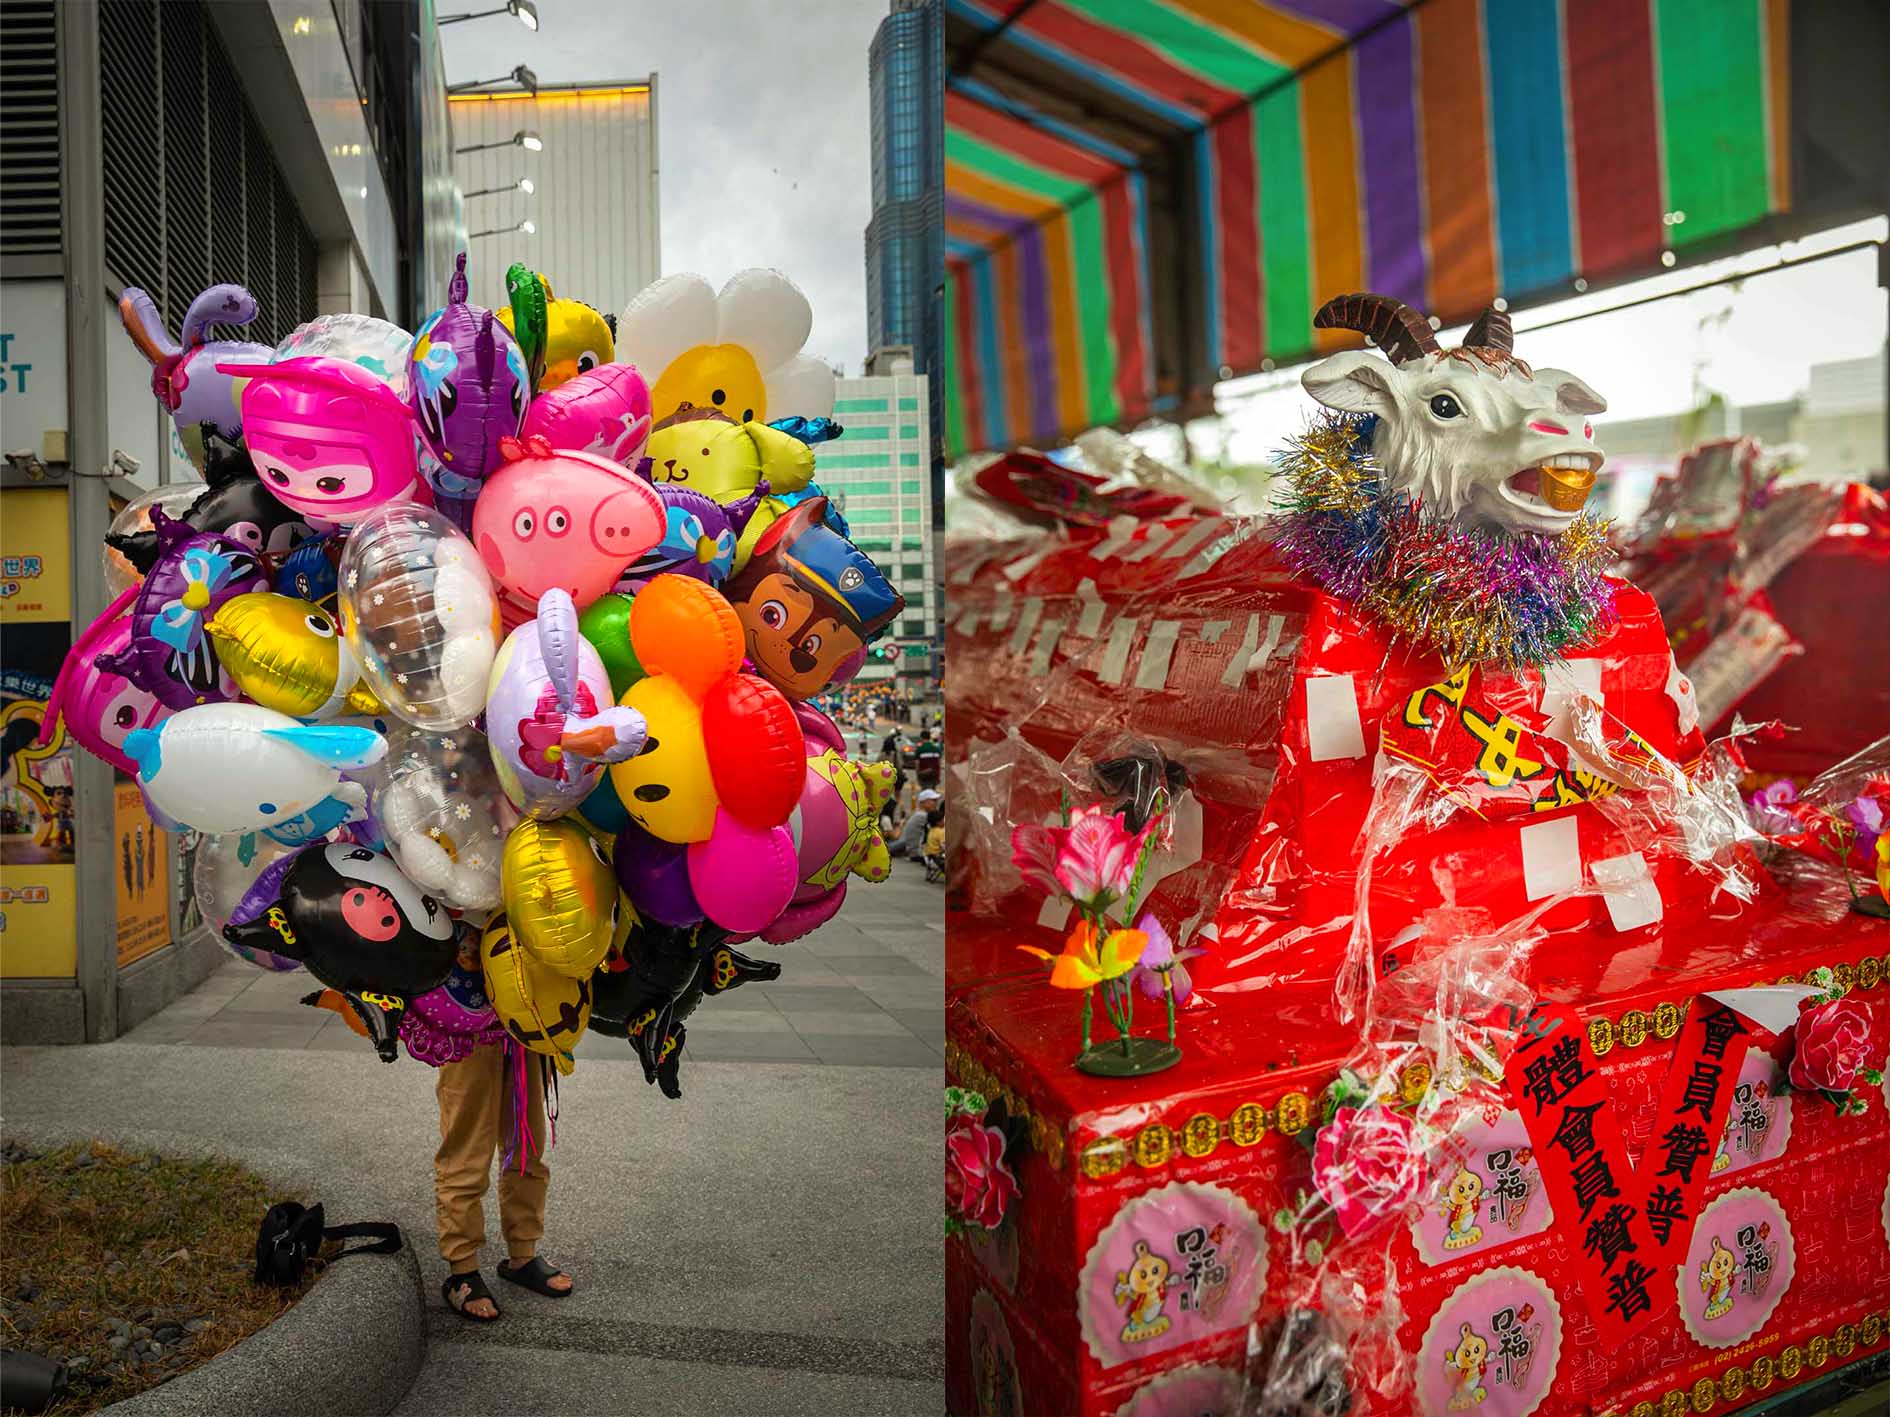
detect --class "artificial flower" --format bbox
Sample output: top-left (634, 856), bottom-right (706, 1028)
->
top-left (1846, 793), bottom-right (1885, 860)
top-left (1009, 823), bottom-right (1061, 897)
top-left (1310, 1105), bottom-right (1427, 1240)
top-left (1019, 920), bottom-right (1147, 990)
top-left (1053, 810), bottom-right (1147, 912)
top-left (1746, 779), bottom-right (1801, 834)
top-left (1128, 911), bottom-right (1206, 1003)
top-left (1788, 997), bottom-right (1875, 1094)
top-left (946, 1114), bottom-right (1020, 1231)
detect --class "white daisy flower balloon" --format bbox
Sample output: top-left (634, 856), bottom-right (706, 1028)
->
top-left (617, 268), bottom-right (836, 425)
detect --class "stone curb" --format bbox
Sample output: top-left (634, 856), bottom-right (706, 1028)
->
top-left (101, 1241), bottom-right (426, 1417)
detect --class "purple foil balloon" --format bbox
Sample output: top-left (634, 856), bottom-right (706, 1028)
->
top-left (612, 818), bottom-right (702, 926)
top-left (614, 485), bottom-right (755, 592)
top-left (95, 507), bottom-right (270, 710)
top-left (408, 252), bottom-right (531, 532)
top-left (118, 285), bottom-right (273, 468)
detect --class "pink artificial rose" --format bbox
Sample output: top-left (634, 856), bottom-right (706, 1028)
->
top-left (1311, 1105), bottom-right (1426, 1240)
top-left (1788, 998), bottom-right (1874, 1093)
top-left (946, 1115), bottom-right (1020, 1231)
top-left (1009, 823), bottom-right (1061, 896)
top-left (1054, 810), bottom-right (1146, 911)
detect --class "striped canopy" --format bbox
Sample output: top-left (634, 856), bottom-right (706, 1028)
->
top-left (945, 0), bottom-right (1794, 460)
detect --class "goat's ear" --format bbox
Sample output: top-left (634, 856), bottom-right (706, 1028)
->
top-left (1538, 368), bottom-right (1607, 416)
top-left (1303, 350), bottom-right (1401, 415)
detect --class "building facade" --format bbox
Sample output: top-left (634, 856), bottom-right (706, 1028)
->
top-left (0, 0), bottom-right (449, 1044)
top-left (816, 356), bottom-right (939, 691)
top-left (864, 0), bottom-right (943, 467)
top-left (448, 79), bottom-right (660, 323)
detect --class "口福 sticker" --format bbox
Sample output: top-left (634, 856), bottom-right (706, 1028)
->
top-left (1416, 1265), bottom-right (1563, 1417)
top-left (1111, 1363), bottom-right (1244, 1417)
top-left (1078, 1182), bottom-right (1266, 1367)
top-left (1709, 1046), bottom-right (1791, 1177)
top-left (968, 1290), bottom-right (1021, 1417)
top-left (1678, 1186), bottom-right (1795, 1350)
top-left (1411, 1107), bottom-right (1553, 1266)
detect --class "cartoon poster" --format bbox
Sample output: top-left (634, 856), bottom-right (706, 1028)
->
top-left (1678, 1187), bottom-right (1794, 1349)
top-left (113, 781), bottom-right (170, 967)
top-left (1417, 1266), bottom-right (1563, 1417)
top-left (1413, 1108), bottom-right (1554, 1266)
top-left (0, 489), bottom-right (76, 977)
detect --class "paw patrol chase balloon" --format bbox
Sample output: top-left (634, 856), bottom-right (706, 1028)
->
top-left (722, 497), bottom-right (904, 701)
top-left (205, 593), bottom-right (386, 720)
top-left (339, 502), bottom-right (500, 730)
top-left (487, 588), bottom-right (648, 819)
top-left (501, 817), bottom-right (626, 978)
top-left (482, 913), bottom-right (592, 1071)
top-left (95, 508), bottom-right (270, 710)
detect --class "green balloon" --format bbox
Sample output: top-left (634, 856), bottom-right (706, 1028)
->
top-left (579, 592), bottom-right (645, 700)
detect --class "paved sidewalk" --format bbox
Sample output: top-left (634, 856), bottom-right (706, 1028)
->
top-left (3, 865), bottom-right (946, 1415)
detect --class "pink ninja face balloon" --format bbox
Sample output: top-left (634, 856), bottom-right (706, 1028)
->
top-left (220, 356), bottom-right (421, 525)
top-left (39, 602), bottom-right (171, 775)
top-left (472, 434), bottom-right (665, 628)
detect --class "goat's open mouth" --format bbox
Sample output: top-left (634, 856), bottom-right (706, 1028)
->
top-left (1507, 455), bottom-right (1601, 513)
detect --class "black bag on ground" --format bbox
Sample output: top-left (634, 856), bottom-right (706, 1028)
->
top-left (254, 1201), bottom-right (403, 1285)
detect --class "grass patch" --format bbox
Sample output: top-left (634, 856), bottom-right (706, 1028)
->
top-left (0, 1139), bottom-right (314, 1415)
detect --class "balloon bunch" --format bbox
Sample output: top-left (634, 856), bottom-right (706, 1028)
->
top-left (40, 259), bottom-right (905, 1104)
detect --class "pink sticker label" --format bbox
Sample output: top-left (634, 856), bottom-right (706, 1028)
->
top-left (1079, 1182), bottom-right (1267, 1368)
top-left (1710, 1047), bottom-right (1790, 1178)
top-left (1416, 1266), bottom-right (1562, 1417)
top-left (1678, 1186), bottom-right (1794, 1349)
top-left (1412, 1108), bottom-right (1552, 1266)
top-left (968, 1290), bottom-right (1022, 1417)
top-left (1112, 1363), bottom-right (1244, 1417)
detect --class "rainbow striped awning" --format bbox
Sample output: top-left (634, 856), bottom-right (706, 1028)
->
top-left (945, 0), bottom-right (1793, 460)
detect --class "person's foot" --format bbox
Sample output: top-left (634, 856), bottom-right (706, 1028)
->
top-left (442, 1271), bottom-right (500, 1322)
top-left (498, 1254), bottom-right (574, 1296)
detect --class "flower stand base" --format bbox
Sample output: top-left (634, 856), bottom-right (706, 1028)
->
top-left (1075, 1037), bottom-right (1181, 1078)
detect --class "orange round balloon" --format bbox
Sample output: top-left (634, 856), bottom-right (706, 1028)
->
top-left (627, 574), bottom-right (745, 695)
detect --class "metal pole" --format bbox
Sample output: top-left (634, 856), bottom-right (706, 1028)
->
top-left (58, 0), bottom-right (118, 1042)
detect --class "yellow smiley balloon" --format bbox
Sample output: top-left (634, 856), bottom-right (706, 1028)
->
top-left (480, 913), bottom-right (591, 1072)
top-left (649, 344), bottom-right (768, 427)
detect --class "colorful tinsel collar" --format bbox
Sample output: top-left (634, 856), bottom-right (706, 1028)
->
top-left (1270, 413), bottom-right (1617, 669)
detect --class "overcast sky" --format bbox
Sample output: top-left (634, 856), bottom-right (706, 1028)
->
top-left (441, 0), bottom-right (884, 374)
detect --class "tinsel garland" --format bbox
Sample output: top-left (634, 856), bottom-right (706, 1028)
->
top-left (1270, 412), bottom-right (1617, 669)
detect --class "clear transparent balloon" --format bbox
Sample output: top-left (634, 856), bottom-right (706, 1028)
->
top-left (275, 312), bottom-right (414, 401)
top-left (102, 484), bottom-right (203, 596)
top-left (365, 722), bottom-right (516, 915)
top-left (339, 502), bottom-right (499, 730)
top-left (190, 830), bottom-right (304, 970)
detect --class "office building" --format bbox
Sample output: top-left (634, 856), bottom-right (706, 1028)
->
top-left (816, 354), bottom-right (939, 691)
top-left (449, 79), bottom-right (660, 321)
top-left (0, 0), bottom-right (453, 1044)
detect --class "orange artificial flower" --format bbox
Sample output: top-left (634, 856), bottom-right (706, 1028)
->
top-left (1019, 920), bottom-right (1148, 990)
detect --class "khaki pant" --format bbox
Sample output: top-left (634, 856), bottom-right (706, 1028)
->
top-left (433, 1045), bottom-right (550, 1271)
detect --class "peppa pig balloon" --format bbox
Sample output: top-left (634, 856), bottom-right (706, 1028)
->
top-left (762, 703), bottom-right (896, 943)
top-left (519, 361), bottom-right (653, 465)
top-left (37, 595), bottom-right (171, 775)
top-left (409, 252), bottom-right (531, 531)
top-left (118, 284), bottom-right (272, 468)
top-left (471, 434), bottom-right (665, 630)
top-left (95, 508), bottom-right (270, 710)
top-left (339, 502), bottom-right (501, 730)
top-left (486, 589), bottom-right (648, 819)
top-left (220, 356), bottom-right (422, 526)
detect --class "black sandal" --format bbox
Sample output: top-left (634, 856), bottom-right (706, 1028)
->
top-left (442, 1270), bottom-right (501, 1322)
top-left (497, 1255), bottom-right (574, 1298)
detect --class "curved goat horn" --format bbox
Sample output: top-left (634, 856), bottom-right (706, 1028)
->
top-left (1463, 305), bottom-right (1513, 354)
top-left (1313, 293), bottom-right (1440, 365)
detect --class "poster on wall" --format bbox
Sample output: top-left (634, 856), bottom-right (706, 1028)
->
top-left (0, 489), bottom-right (77, 978)
top-left (113, 782), bottom-right (169, 968)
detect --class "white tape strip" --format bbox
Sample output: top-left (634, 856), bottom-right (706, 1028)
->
top-left (1246, 613), bottom-right (1286, 676)
top-left (1007, 596), bottom-right (1044, 655)
top-left (1091, 514), bottom-right (1140, 563)
top-left (1520, 816), bottom-right (1581, 901)
top-left (948, 545), bottom-right (1000, 585)
top-left (1198, 620), bottom-right (1231, 645)
top-left (988, 584), bottom-right (1014, 630)
top-left (1159, 517), bottom-right (1226, 563)
top-left (1073, 579), bottom-right (1107, 637)
top-left (1001, 543), bottom-right (1054, 582)
top-left (1221, 614), bottom-right (1261, 687)
top-left (1036, 895), bottom-right (1074, 931)
top-left (1027, 617), bottom-right (1065, 676)
top-left (1122, 525), bottom-right (1177, 562)
top-left (1132, 619), bottom-right (1183, 690)
top-left (1098, 615), bottom-right (1140, 684)
top-left (1591, 851), bottom-right (1662, 931)
top-left (1305, 673), bottom-right (1367, 762)
top-left (957, 605), bottom-right (982, 637)
top-left (1179, 522), bottom-right (1254, 579)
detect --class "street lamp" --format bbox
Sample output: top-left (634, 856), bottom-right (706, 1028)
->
top-left (470, 220), bottom-right (536, 239)
top-left (455, 129), bottom-right (542, 155)
top-left (464, 177), bottom-right (535, 199)
top-left (439, 0), bottom-right (538, 29)
top-left (448, 64), bottom-right (538, 95)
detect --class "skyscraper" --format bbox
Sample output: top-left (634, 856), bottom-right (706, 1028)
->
top-left (864, 0), bottom-right (943, 481)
